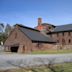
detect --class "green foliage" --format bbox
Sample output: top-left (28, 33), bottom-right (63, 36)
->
top-left (0, 33), bottom-right (8, 44)
top-left (0, 23), bottom-right (13, 45)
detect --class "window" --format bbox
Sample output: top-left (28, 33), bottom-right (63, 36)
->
top-left (36, 43), bottom-right (43, 48)
top-left (57, 40), bottom-right (59, 43)
top-left (49, 26), bottom-right (51, 29)
top-left (62, 32), bottom-right (64, 36)
top-left (36, 43), bottom-right (40, 48)
top-left (69, 39), bottom-right (71, 43)
top-left (23, 46), bottom-right (25, 51)
top-left (68, 32), bottom-right (70, 36)
top-left (62, 38), bottom-right (65, 45)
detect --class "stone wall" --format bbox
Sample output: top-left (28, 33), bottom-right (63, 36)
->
top-left (32, 43), bottom-right (55, 51)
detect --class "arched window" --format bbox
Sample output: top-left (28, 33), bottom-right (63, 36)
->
top-left (62, 38), bottom-right (65, 45)
top-left (69, 39), bottom-right (71, 44)
top-left (62, 32), bottom-right (64, 36)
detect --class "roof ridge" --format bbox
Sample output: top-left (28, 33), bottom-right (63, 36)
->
top-left (51, 24), bottom-right (72, 33)
top-left (56, 24), bottom-right (72, 27)
top-left (15, 24), bottom-right (40, 32)
top-left (15, 24), bottom-right (56, 43)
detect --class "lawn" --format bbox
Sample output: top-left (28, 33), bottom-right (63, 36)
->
top-left (1, 63), bottom-right (72, 72)
top-left (32, 49), bottom-right (72, 54)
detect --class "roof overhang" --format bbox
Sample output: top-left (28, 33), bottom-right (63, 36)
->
top-left (32, 40), bottom-right (56, 44)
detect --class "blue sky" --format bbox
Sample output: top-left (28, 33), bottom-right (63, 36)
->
top-left (0, 0), bottom-right (72, 27)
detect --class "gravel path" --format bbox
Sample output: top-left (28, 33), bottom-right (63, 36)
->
top-left (0, 53), bottom-right (72, 70)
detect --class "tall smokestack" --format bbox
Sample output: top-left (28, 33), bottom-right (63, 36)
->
top-left (38, 18), bottom-right (42, 25)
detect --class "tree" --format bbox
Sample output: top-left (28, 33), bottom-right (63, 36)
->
top-left (5, 24), bottom-right (12, 35)
top-left (0, 23), bottom-right (4, 33)
top-left (0, 33), bottom-right (8, 45)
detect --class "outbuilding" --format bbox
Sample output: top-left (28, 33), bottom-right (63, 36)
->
top-left (4, 24), bottom-right (56, 53)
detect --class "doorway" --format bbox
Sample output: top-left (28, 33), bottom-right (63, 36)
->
top-left (11, 46), bottom-right (19, 52)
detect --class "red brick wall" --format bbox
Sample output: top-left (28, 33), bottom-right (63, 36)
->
top-left (48, 32), bottom-right (72, 45)
top-left (32, 43), bottom-right (55, 51)
top-left (4, 26), bottom-right (33, 53)
top-left (36, 25), bottom-right (54, 32)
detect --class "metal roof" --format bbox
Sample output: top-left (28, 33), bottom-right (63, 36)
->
top-left (17, 24), bottom-right (56, 43)
top-left (52, 24), bottom-right (72, 33)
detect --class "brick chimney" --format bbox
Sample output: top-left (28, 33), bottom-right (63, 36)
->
top-left (38, 18), bottom-right (42, 26)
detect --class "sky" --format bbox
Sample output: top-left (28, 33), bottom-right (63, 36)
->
top-left (0, 0), bottom-right (72, 27)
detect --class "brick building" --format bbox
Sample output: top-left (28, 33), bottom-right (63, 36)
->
top-left (4, 18), bottom-right (72, 53)
top-left (4, 24), bottom-right (56, 53)
top-left (47, 24), bottom-right (72, 49)
top-left (35, 18), bottom-right (72, 50)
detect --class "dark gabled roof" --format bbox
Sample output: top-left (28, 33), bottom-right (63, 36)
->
top-left (16, 24), bottom-right (56, 43)
top-left (51, 24), bottom-right (72, 33)
top-left (15, 24), bottom-right (40, 32)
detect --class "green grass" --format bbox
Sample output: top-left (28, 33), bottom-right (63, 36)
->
top-left (1, 63), bottom-right (72, 72)
top-left (32, 49), bottom-right (72, 54)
